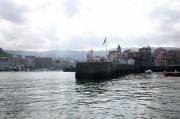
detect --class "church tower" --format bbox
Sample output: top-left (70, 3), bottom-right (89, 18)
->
top-left (117, 44), bottom-right (121, 53)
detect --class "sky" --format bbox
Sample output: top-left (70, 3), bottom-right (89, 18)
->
top-left (0, 0), bottom-right (180, 51)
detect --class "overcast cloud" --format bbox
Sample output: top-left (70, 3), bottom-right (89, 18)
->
top-left (0, 0), bottom-right (180, 51)
top-left (0, 0), bottom-right (27, 23)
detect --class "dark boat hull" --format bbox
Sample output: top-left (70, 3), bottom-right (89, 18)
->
top-left (164, 72), bottom-right (180, 77)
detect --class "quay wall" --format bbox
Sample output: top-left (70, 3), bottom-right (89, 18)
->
top-left (141, 65), bottom-right (180, 72)
top-left (76, 62), bottom-right (112, 79)
top-left (111, 63), bottom-right (136, 76)
top-left (76, 62), bottom-right (180, 79)
top-left (75, 62), bottom-right (136, 79)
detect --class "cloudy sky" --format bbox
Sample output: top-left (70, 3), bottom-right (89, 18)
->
top-left (0, 0), bottom-right (180, 51)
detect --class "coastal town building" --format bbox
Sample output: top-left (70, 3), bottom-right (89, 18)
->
top-left (175, 50), bottom-right (180, 65)
top-left (0, 57), bottom-right (11, 70)
top-left (52, 58), bottom-right (61, 69)
top-left (35, 57), bottom-right (53, 69)
top-left (0, 56), bottom-right (25, 71)
top-left (166, 50), bottom-right (180, 65)
top-left (1, 46), bottom-right (180, 71)
top-left (12, 56), bottom-right (25, 67)
top-left (153, 48), bottom-right (166, 66)
top-left (25, 56), bottom-right (36, 68)
top-left (87, 50), bottom-right (105, 62)
top-left (107, 45), bottom-right (135, 65)
top-left (108, 44), bottom-right (121, 56)
top-left (108, 45), bottom-right (125, 63)
top-left (124, 49), bottom-right (138, 65)
top-left (139, 46), bottom-right (152, 66)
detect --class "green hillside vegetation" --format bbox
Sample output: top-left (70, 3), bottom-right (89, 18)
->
top-left (0, 48), bottom-right (12, 57)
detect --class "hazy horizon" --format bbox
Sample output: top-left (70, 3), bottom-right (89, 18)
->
top-left (0, 0), bottom-right (180, 51)
top-left (3, 46), bottom-right (180, 52)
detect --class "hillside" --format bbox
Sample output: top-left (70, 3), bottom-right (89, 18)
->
top-left (5, 50), bottom-right (106, 61)
top-left (0, 48), bottom-right (12, 57)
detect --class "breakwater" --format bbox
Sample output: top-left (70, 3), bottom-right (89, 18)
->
top-left (75, 62), bottom-right (138, 79)
top-left (75, 62), bottom-right (180, 79)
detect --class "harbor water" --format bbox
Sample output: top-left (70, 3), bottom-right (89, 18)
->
top-left (0, 72), bottom-right (180, 119)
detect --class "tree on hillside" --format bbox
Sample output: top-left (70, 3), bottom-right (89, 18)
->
top-left (0, 48), bottom-right (12, 57)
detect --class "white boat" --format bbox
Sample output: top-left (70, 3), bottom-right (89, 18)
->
top-left (145, 69), bottom-right (152, 74)
top-left (26, 68), bottom-right (30, 72)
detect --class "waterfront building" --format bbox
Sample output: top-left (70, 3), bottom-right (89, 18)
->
top-left (139, 46), bottom-right (152, 66)
top-left (107, 45), bottom-right (137, 65)
top-left (109, 44), bottom-right (121, 56)
top-left (52, 58), bottom-right (62, 69)
top-left (175, 50), bottom-right (180, 65)
top-left (109, 54), bottom-right (128, 64)
top-left (35, 57), bottom-right (52, 69)
top-left (167, 50), bottom-right (175, 65)
top-left (87, 50), bottom-right (94, 61)
top-left (8, 56), bottom-right (25, 68)
top-left (25, 56), bottom-right (36, 68)
top-left (124, 49), bottom-right (137, 65)
top-left (153, 48), bottom-right (166, 66)
top-left (108, 45), bottom-right (122, 62)
top-left (0, 57), bottom-right (10, 70)
top-left (166, 49), bottom-right (180, 65)
top-left (117, 44), bottom-right (121, 53)
top-left (0, 57), bottom-right (25, 71)
top-left (87, 50), bottom-right (105, 62)
top-left (108, 45), bottom-right (134, 64)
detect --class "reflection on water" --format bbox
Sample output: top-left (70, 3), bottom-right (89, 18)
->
top-left (0, 72), bottom-right (180, 119)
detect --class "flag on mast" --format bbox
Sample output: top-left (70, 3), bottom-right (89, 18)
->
top-left (103, 37), bottom-right (107, 45)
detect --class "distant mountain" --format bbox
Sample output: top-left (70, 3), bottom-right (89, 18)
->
top-left (5, 50), bottom-right (106, 61)
top-left (0, 48), bottom-right (12, 57)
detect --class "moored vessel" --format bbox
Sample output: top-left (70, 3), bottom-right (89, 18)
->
top-left (164, 71), bottom-right (180, 77)
top-left (145, 69), bottom-right (152, 74)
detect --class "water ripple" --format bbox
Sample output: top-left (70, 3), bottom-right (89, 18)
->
top-left (0, 72), bottom-right (180, 119)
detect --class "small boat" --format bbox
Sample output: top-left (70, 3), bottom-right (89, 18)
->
top-left (145, 70), bottom-right (152, 74)
top-left (164, 71), bottom-right (180, 77)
